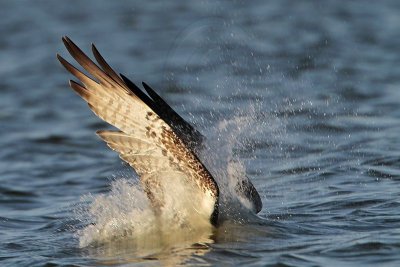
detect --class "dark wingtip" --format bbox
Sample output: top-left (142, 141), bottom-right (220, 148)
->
top-left (120, 73), bottom-right (131, 82)
top-left (142, 81), bottom-right (157, 96)
top-left (91, 43), bottom-right (98, 54)
top-left (56, 53), bottom-right (66, 67)
top-left (120, 73), bottom-right (157, 108)
top-left (61, 35), bottom-right (70, 45)
top-left (61, 36), bottom-right (83, 56)
top-left (69, 80), bottom-right (86, 95)
top-left (120, 73), bottom-right (137, 88)
top-left (120, 73), bottom-right (141, 92)
top-left (56, 53), bottom-right (68, 67)
top-left (68, 79), bottom-right (80, 88)
top-left (61, 36), bottom-right (68, 47)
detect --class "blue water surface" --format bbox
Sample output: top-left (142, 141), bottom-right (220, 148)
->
top-left (1, 1), bottom-right (400, 266)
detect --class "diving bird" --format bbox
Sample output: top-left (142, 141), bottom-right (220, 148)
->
top-left (57, 36), bottom-right (262, 227)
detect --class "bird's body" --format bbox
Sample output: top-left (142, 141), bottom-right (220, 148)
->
top-left (58, 36), bottom-right (261, 229)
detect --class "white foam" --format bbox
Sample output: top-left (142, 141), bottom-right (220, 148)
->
top-left (76, 179), bottom-right (157, 247)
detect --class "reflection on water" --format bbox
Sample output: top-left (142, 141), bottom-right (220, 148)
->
top-left (85, 226), bottom-right (213, 266)
top-left (84, 219), bottom-right (278, 266)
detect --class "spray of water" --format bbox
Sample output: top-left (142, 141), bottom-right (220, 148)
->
top-left (74, 99), bottom-right (286, 248)
top-left (76, 179), bottom-right (156, 247)
top-left (74, 20), bottom-right (289, 248)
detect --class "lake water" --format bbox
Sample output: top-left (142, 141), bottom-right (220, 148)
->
top-left (1, 1), bottom-right (400, 266)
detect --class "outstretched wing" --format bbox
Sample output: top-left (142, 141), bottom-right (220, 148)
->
top-left (57, 36), bottom-right (219, 225)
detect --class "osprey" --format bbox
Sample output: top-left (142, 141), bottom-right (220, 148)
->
top-left (57, 36), bottom-right (262, 227)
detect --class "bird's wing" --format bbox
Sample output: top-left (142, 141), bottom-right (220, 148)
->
top-left (57, 36), bottom-right (219, 224)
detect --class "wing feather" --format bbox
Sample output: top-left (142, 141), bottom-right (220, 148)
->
top-left (91, 44), bottom-right (125, 87)
top-left (58, 36), bottom-right (219, 224)
top-left (97, 130), bottom-right (162, 156)
top-left (62, 37), bottom-right (115, 87)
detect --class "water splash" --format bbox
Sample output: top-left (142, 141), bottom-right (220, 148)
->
top-left (76, 179), bottom-right (156, 247)
top-left (199, 102), bottom-right (287, 222)
top-left (75, 99), bottom-right (286, 248)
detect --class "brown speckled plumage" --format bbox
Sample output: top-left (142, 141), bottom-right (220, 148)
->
top-left (58, 36), bottom-right (219, 225)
